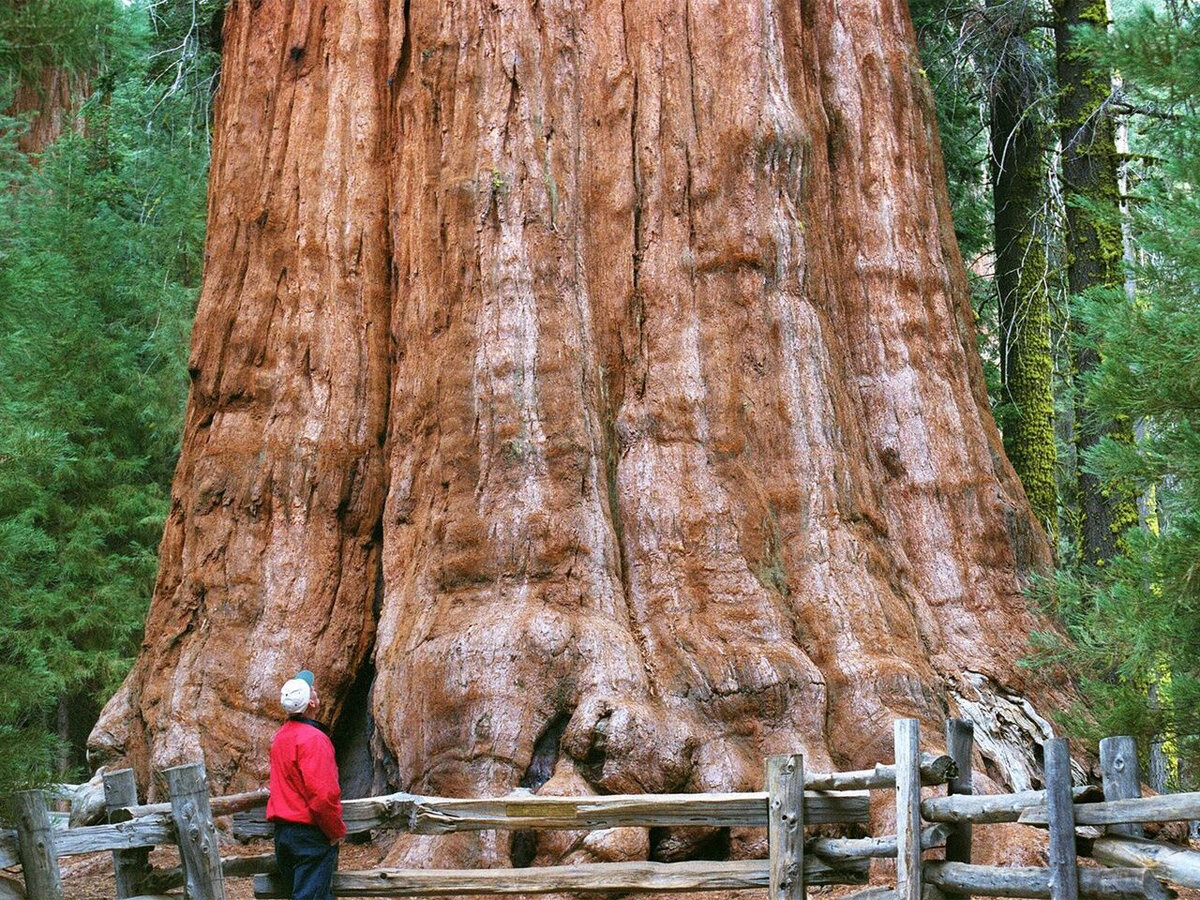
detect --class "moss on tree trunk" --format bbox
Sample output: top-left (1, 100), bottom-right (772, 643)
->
top-left (991, 23), bottom-right (1058, 539)
top-left (1055, 0), bottom-right (1138, 566)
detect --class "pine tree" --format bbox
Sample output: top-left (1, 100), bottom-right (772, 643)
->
top-left (0, 0), bottom-right (209, 797)
top-left (1033, 6), bottom-right (1200, 779)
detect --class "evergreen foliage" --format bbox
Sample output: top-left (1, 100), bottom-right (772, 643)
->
top-left (1031, 8), bottom-right (1200, 779)
top-left (0, 0), bottom-right (120, 91)
top-left (918, 0), bottom-right (1200, 779)
top-left (910, 0), bottom-right (993, 263)
top-left (0, 0), bottom-right (209, 797)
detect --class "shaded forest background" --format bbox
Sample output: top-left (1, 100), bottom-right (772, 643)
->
top-left (1, 0), bottom-right (1198, 801)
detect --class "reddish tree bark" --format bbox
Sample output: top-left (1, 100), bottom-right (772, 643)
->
top-left (92, 0), bottom-right (1068, 866)
top-left (7, 66), bottom-right (87, 155)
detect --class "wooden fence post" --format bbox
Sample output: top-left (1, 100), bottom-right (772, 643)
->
top-left (945, 719), bottom-right (974, 868)
top-left (1045, 738), bottom-right (1079, 900)
top-left (767, 754), bottom-right (805, 900)
top-left (104, 768), bottom-right (149, 897)
top-left (895, 719), bottom-right (922, 900)
top-left (1100, 736), bottom-right (1144, 839)
top-left (165, 763), bottom-right (228, 900)
top-left (15, 789), bottom-right (63, 900)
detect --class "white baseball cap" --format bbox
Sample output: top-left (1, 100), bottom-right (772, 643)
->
top-left (280, 678), bottom-right (312, 714)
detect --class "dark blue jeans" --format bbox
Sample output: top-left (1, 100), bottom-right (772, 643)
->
top-left (274, 821), bottom-right (339, 899)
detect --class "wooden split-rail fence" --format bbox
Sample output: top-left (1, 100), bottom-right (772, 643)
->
top-left (5, 719), bottom-right (1200, 899)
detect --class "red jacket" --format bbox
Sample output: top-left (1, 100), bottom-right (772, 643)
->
top-left (267, 718), bottom-right (346, 842)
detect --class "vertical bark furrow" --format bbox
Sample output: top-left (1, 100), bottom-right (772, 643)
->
top-left (92, 0), bottom-right (1071, 862)
top-left (90, 0), bottom-right (392, 792)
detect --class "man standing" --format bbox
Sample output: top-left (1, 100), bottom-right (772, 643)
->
top-left (267, 670), bottom-right (345, 899)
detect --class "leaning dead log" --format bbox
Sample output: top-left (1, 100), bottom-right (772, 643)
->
top-left (253, 857), bottom-right (868, 898)
top-left (69, 769), bottom-right (108, 828)
top-left (922, 787), bottom-right (1104, 824)
top-left (924, 863), bottom-right (1171, 900)
top-left (1087, 836), bottom-right (1200, 890)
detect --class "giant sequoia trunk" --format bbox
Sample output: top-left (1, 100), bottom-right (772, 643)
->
top-left (92, 0), bottom-right (1068, 866)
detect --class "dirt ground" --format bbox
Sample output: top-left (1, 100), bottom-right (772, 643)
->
top-left (6, 835), bottom-right (388, 900)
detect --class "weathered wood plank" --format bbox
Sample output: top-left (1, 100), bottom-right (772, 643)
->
top-left (1089, 834), bottom-right (1200, 889)
top-left (945, 719), bottom-right (974, 867)
top-left (1020, 792), bottom-right (1200, 827)
top-left (233, 809), bottom-right (274, 841)
top-left (105, 768), bottom-right (150, 898)
top-left (0, 832), bottom-right (19, 869)
top-left (53, 819), bottom-right (174, 855)
top-left (925, 863), bottom-right (1170, 900)
top-left (0, 816), bottom-right (175, 867)
top-left (804, 755), bottom-right (958, 791)
top-left (116, 788), bottom-right (270, 821)
top-left (1046, 738), bottom-right (1079, 900)
top-left (768, 754), bottom-right (805, 900)
top-left (237, 788), bottom-right (863, 840)
top-left (5, 786), bottom-right (868, 868)
top-left (15, 790), bottom-right (63, 900)
top-left (896, 719), bottom-right (923, 900)
top-left (840, 888), bottom-right (898, 900)
top-left (810, 825), bottom-right (950, 862)
top-left (922, 786), bottom-right (1103, 824)
top-left (793, 885), bottom-right (951, 900)
top-left (126, 765), bottom-right (926, 826)
top-left (252, 856), bottom-right (869, 898)
top-left (1100, 737), bottom-right (1144, 839)
top-left (166, 763), bottom-right (227, 900)
top-left (390, 790), bottom-right (868, 833)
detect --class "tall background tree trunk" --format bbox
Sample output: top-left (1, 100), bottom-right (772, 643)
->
top-left (990, 11), bottom-right (1058, 540)
top-left (1055, 0), bottom-right (1137, 567)
top-left (92, 0), bottom-right (1070, 866)
top-left (7, 66), bottom-right (87, 155)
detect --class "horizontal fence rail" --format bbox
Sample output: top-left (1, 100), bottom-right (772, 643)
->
top-left (253, 856), bottom-right (870, 898)
top-left (351, 788), bottom-right (870, 834)
top-left (920, 786), bottom-right (1106, 825)
top-left (924, 862), bottom-right (1173, 900)
top-left (5, 718), bottom-right (1200, 900)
